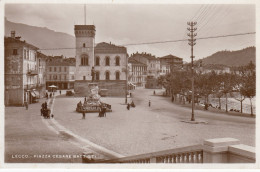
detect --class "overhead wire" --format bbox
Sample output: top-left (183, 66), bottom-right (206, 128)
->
top-left (38, 32), bottom-right (255, 51)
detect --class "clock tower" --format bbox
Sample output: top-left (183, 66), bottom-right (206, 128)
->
top-left (74, 25), bottom-right (96, 81)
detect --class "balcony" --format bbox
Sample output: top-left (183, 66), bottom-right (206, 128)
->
top-left (27, 70), bottom-right (38, 76)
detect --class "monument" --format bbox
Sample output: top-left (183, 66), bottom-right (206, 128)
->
top-left (76, 67), bottom-right (112, 113)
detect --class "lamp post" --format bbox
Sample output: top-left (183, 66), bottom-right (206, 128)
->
top-left (187, 21), bottom-right (197, 121)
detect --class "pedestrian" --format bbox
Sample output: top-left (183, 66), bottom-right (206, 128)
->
top-left (130, 92), bottom-right (132, 97)
top-left (46, 92), bottom-right (49, 99)
top-left (50, 93), bottom-right (52, 98)
top-left (82, 111), bottom-right (85, 119)
top-left (25, 101), bottom-right (28, 110)
top-left (153, 90), bottom-right (156, 95)
top-left (84, 96), bottom-right (87, 102)
top-left (149, 100), bottom-right (151, 107)
top-left (44, 101), bottom-right (48, 109)
top-left (127, 103), bottom-right (130, 110)
top-left (171, 95), bottom-right (174, 102)
top-left (59, 90), bottom-right (61, 95)
top-left (102, 105), bottom-right (107, 117)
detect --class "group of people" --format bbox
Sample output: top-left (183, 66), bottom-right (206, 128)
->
top-left (45, 92), bottom-right (55, 99)
top-left (127, 101), bottom-right (136, 110)
top-left (41, 101), bottom-right (53, 119)
top-left (229, 109), bottom-right (240, 112)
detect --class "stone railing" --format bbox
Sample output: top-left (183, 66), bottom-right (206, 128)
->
top-left (91, 138), bottom-right (255, 163)
top-left (96, 145), bottom-right (203, 163)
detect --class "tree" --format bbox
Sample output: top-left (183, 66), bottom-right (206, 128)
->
top-left (221, 72), bottom-right (235, 112)
top-left (240, 62), bottom-right (256, 115)
top-left (232, 69), bottom-right (246, 113)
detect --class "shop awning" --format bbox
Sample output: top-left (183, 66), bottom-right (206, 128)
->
top-left (30, 91), bottom-right (36, 97)
top-left (33, 90), bottom-right (40, 98)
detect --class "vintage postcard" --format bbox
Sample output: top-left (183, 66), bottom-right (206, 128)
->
top-left (0, 0), bottom-right (258, 169)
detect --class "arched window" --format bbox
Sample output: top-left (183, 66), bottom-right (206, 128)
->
top-left (95, 56), bottom-right (100, 66)
top-left (95, 71), bottom-right (100, 80)
top-left (116, 71), bottom-right (120, 80)
top-left (105, 56), bottom-right (110, 66)
top-left (115, 56), bottom-right (120, 66)
top-left (83, 43), bottom-right (86, 48)
top-left (105, 71), bottom-right (110, 80)
top-left (81, 54), bottom-right (89, 66)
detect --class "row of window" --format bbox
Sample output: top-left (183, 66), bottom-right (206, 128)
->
top-left (49, 66), bottom-right (67, 72)
top-left (48, 75), bottom-right (74, 80)
top-left (81, 55), bottom-right (121, 66)
top-left (83, 71), bottom-right (121, 80)
top-left (132, 66), bottom-right (147, 71)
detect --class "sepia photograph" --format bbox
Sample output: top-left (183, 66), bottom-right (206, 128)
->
top-left (0, 0), bottom-right (258, 169)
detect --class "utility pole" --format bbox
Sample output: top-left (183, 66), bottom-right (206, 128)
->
top-left (187, 22), bottom-right (197, 121)
top-left (125, 55), bottom-right (128, 104)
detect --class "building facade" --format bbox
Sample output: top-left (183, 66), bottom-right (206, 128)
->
top-left (4, 31), bottom-right (42, 106)
top-left (130, 52), bottom-right (161, 89)
top-left (46, 57), bottom-right (76, 90)
top-left (131, 52), bottom-right (160, 79)
top-left (159, 54), bottom-right (183, 75)
top-left (37, 52), bottom-right (47, 98)
top-left (74, 25), bottom-right (127, 97)
top-left (128, 57), bottom-right (147, 87)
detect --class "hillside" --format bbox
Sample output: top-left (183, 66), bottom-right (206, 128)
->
top-left (5, 19), bottom-right (75, 57)
top-left (199, 47), bottom-right (256, 67)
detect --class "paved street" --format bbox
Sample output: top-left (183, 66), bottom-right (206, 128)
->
top-left (5, 97), bottom-right (84, 163)
top-left (52, 88), bottom-right (255, 157)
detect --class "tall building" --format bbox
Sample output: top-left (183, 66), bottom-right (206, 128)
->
top-left (4, 31), bottom-right (44, 106)
top-left (128, 57), bottom-right (147, 87)
top-left (130, 52), bottom-right (160, 78)
top-left (74, 25), bottom-right (127, 97)
top-left (37, 52), bottom-right (47, 97)
top-left (46, 56), bottom-right (76, 90)
top-left (159, 54), bottom-right (183, 75)
top-left (130, 52), bottom-right (160, 89)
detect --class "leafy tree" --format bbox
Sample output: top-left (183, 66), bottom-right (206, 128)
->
top-left (232, 70), bottom-right (246, 113)
top-left (221, 72), bottom-right (236, 112)
top-left (240, 62), bottom-right (256, 115)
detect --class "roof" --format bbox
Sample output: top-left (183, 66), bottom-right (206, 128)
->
top-left (74, 25), bottom-right (95, 30)
top-left (46, 57), bottom-right (76, 66)
top-left (159, 54), bottom-right (182, 60)
top-left (130, 52), bottom-right (158, 60)
top-left (37, 52), bottom-right (48, 59)
top-left (95, 42), bottom-right (127, 54)
top-left (128, 57), bottom-right (147, 66)
top-left (4, 37), bottom-right (39, 50)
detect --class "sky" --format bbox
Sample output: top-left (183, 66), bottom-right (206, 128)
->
top-left (4, 2), bottom-right (256, 62)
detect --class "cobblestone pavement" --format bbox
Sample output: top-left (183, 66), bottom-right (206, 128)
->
top-left (5, 96), bottom-right (85, 163)
top-left (53, 88), bottom-right (255, 157)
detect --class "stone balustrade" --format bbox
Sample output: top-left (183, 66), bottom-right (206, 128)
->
top-left (92, 138), bottom-right (255, 163)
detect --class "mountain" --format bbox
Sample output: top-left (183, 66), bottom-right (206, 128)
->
top-left (5, 19), bottom-right (75, 57)
top-left (198, 47), bottom-right (256, 67)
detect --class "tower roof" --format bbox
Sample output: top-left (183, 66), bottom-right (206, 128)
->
top-left (74, 25), bottom-right (95, 30)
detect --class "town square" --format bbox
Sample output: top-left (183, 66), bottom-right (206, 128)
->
top-left (2, 1), bottom-right (257, 167)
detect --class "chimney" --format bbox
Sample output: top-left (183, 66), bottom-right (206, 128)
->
top-left (11, 31), bottom-right (15, 38)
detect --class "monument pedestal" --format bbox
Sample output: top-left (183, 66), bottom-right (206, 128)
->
top-left (76, 82), bottom-right (112, 113)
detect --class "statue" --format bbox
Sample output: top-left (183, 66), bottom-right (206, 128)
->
top-left (91, 66), bottom-right (95, 82)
